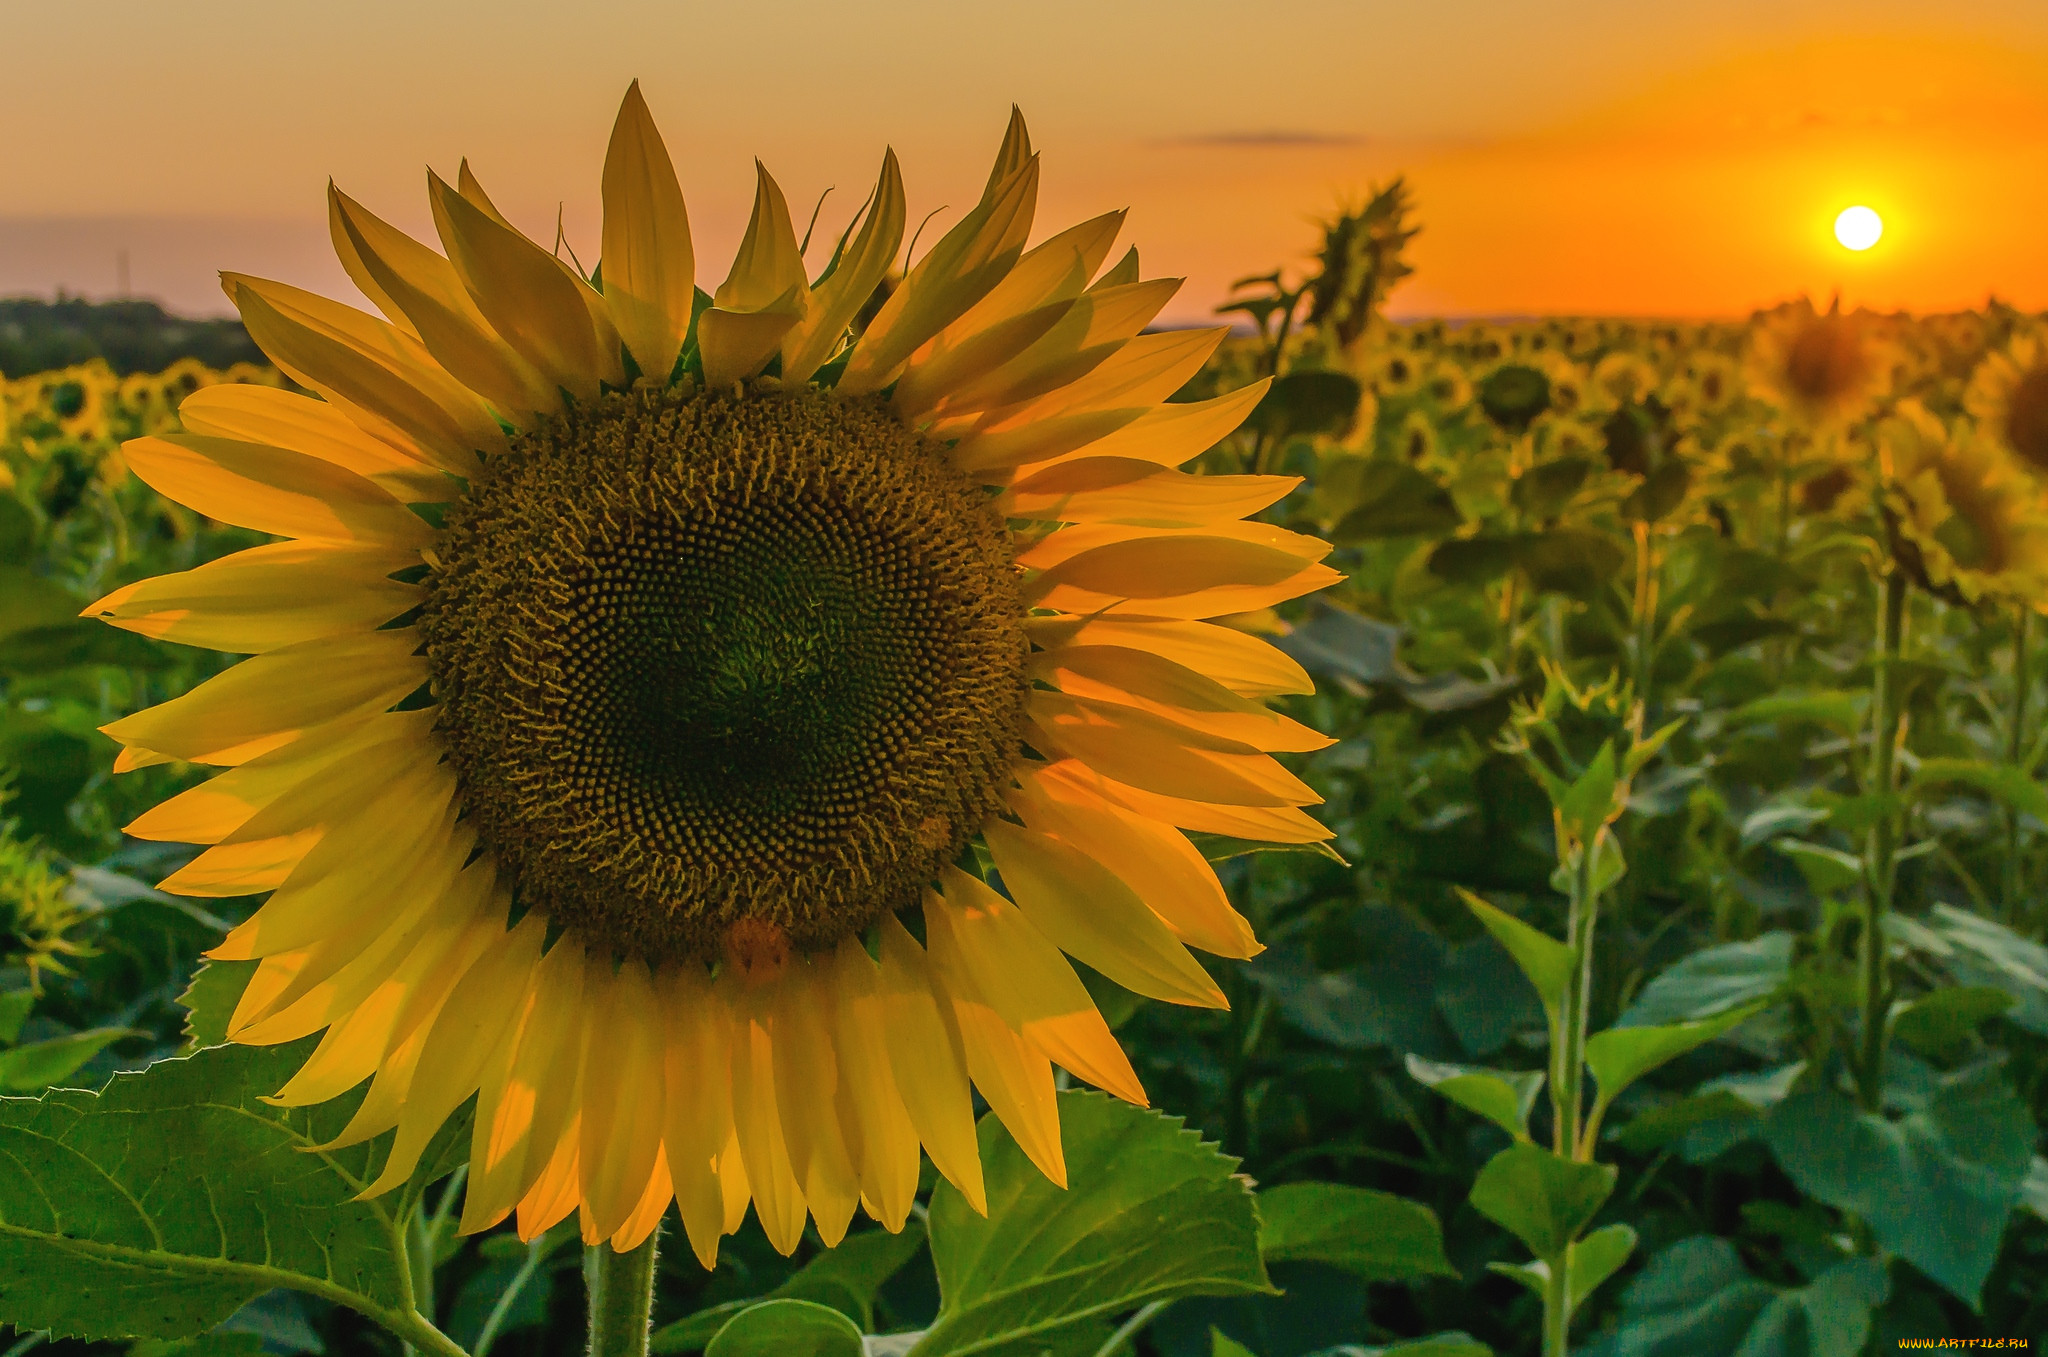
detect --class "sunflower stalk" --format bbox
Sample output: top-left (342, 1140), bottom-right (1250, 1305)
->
top-left (1856, 569), bottom-right (1910, 1113)
top-left (586, 1230), bottom-right (662, 1357)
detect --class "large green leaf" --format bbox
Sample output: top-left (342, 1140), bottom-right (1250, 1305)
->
top-left (1890, 986), bottom-right (2015, 1059)
top-left (1272, 598), bottom-right (1520, 714)
top-left (1403, 1055), bottom-right (1543, 1140)
top-left (1466, 1144), bottom-right (1615, 1264)
top-left (1607, 1235), bottom-right (1886, 1357)
top-left (0, 991), bottom-right (33, 1045)
top-left (1893, 904), bottom-right (2048, 1036)
top-left (706, 1299), bottom-right (864, 1357)
top-left (0, 1038), bottom-right (425, 1342)
top-left (1305, 1338), bottom-right (1491, 1357)
top-left (652, 1225), bottom-right (928, 1352)
top-left (1616, 933), bottom-right (1793, 1028)
top-left (1763, 1062), bottom-right (2036, 1307)
top-left (914, 1091), bottom-right (1269, 1357)
top-left (1257, 1182), bottom-right (1455, 1282)
top-left (1907, 757), bottom-right (2048, 824)
top-left (1331, 461), bottom-right (1463, 540)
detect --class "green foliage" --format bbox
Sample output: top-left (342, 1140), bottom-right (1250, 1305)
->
top-left (1468, 1145), bottom-right (1616, 1264)
top-left (704, 1299), bottom-right (864, 1357)
top-left (1256, 1182), bottom-right (1455, 1282)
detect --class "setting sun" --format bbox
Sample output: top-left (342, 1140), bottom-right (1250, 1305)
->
top-left (1835, 204), bottom-right (1884, 251)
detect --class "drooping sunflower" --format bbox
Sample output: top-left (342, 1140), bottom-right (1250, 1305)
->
top-left (1877, 400), bottom-right (2048, 605)
top-left (1964, 328), bottom-right (2048, 477)
top-left (85, 85), bottom-right (1338, 1265)
top-left (1745, 297), bottom-right (1891, 430)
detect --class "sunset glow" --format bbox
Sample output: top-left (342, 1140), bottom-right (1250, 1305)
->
top-left (1835, 205), bottom-right (1884, 251)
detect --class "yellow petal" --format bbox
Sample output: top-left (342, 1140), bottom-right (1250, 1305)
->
top-left (983, 819), bottom-right (1227, 1009)
top-left (821, 939), bottom-right (921, 1231)
top-left (125, 710), bottom-right (398, 845)
top-left (984, 106), bottom-right (1034, 196)
top-left (1033, 645), bottom-right (1333, 754)
top-left (781, 150), bottom-right (905, 385)
top-left (102, 631), bottom-right (423, 768)
top-left (580, 958), bottom-right (668, 1243)
top-left (926, 928), bottom-right (1065, 1187)
top-left (772, 960), bottom-right (860, 1247)
top-left (1020, 380), bottom-right (1272, 474)
top-left (661, 964), bottom-right (736, 1268)
top-left (1025, 616), bottom-right (1313, 698)
top-left (168, 714), bottom-right (449, 901)
top-left (948, 406), bottom-right (1149, 479)
top-left (463, 933), bottom-right (590, 1233)
top-left (601, 81), bottom-right (695, 384)
top-left (1014, 765), bottom-right (1259, 960)
top-left (429, 170), bottom-right (613, 403)
top-left (225, 274), bottom-right (499, 474)
top-left (974, 327), bottom-right (1226, 432)
top-left (1020, 519), bottom-right (1330, 572)
top-left (360, 912), bottom-right (547, 1195)
top-left (1026, 694), bottom-right (1314, 808)
top-left (875, 913), bottom-right (985, 1214)
top-left (725, 973), bottom-right (808, 1255)
top-left (1002, 458), bottom-right (1297, 527)
top-left (838, 148), bottom-right (1039, 395)
top-left (697, 293), bottom-right (804, 392)
top-left (330, 183), bottom-right (555, 420)
top-left (123, 434), bottom-right (432, 548)
top-left (929, 871), bottom-right (1146, 1103)
top-left (83, 541), bottom-right (420, 654)
top-left (716, 161), bottom-right (808, 313)
top-left (176, 385), bottom-right (450, 502)
top-left (516, 1131), bottom-right (584, 1240)
top-left (1076, 765), bottom-right (1337, 844)
top-left (611, 1147), bottom-right (674, 1253)
top-left (1024, 532), bottom-right (1341, 620)
top-left (926, 277), bottom-right (1182, 422)
top-left (1093, 246), bottom-right (1141, 290)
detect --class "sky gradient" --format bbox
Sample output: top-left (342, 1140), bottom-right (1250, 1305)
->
top-left (5, 1), bottom-right (2046, 324)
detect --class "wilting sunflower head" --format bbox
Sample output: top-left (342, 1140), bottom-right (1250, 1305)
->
top-left (1964, 330), bottom-right (2048, 478)
top-left (86, 84), bottom-right (1340, 1264)
top-left (1879, 400), bottom-right (2048, 605)
top-left (1746, 297), bottom-right (1890, 430)
top-left (1475, 362), bottom-right (1552, 435)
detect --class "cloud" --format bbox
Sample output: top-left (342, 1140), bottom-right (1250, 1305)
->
top-left (1157, 129), bottom-right (1368, 149)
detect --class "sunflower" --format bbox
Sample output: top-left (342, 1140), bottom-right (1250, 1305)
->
top-left (1964, 329), bottom-right (2048, 477)
top-left (1745, 297), bottom-right (1890, 430)
top-left (1878, 400), bottom-right (2048, 605)
top-left (1591, 350), bottom-right (1659, 409)
top-left (85, 86), bottom-right (1337, 1265)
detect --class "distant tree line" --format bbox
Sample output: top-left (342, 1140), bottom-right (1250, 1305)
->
top-left (0, 296), bottom-right (263, 376)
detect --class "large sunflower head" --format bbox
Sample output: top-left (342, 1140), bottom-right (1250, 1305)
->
top-left (1964, 329), bottom-right (2048, 478)
top-left (1745, 297), bottom-right (1891, 430)
top-left (85, 86), bottom-right (1337, 1264)
top-left (1878, 400), bottom-right (2048, 605)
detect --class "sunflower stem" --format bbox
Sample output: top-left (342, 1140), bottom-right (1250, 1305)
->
top-left (1857, 568), bottom-right (1909, 1114)
top-left (586, 1228), bottom-right (662, 1357)
top-left (2005, 603), bottom-right (2032, 923)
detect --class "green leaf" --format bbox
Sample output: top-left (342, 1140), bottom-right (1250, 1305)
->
top-left (178, 959), bottom-right (259, 1052)
top-left (1466, 1144), bottom-right (1616, 1263)
top-left (0, 1039), bottom-right (417, 1341)
top-left (1908, 757), bottom-right (2048, 823)
top-left (1730, 689), bottom-right (1866, 734)
top-left (1212, 1330), bottom-right (1259, 1357)
top-left (129, 1337), bottom-right (269, 1357)
top-left (1186, 832), bottom-right (1346, 866)
top-left (1271, 599), bottom-right (1520, 714)
top-left (1331, 462), bottom-right (1463, 540)
top-left (0, 991), bottom-right (32, 1046)
top-left (1773, 839), bottom-right (1862, 897)
top-left (1584, 1003), bottom-right (1764, 1109)
top-left (1253, 369), bottom-right (1366, 441)
top-left (1890, 986), bottom-right (2015, 1058)
top-left (1306, 1336), bottom-right (1491, 1357)
top-left (2021, 1156), bottom-right (2048, 1223)
top-left (652, 1225), bottom-right (928, 1352)
top-left (1567, 1223), bottom-right (1636, 1309)
top-left (1510, 458), bottom-right (1591, 521)
top-left (1403, 1055), bottom-right (1543, 1140)
top-left (1894, 903), bottom-right (2048, 1036)
top-left (1616, 933), bottom-right (1793, 1028)
top-left (1609, 1236), bottom-right (1887, 1357)
top-left (706, 1299), bottom-right (864, 1357)
top-left (1257, 1182), bottom-right (1455, 1281)
top-left (1557, 742), bottom-right (1619, 839)
top-left (1763, 1062), bottom-right (2036, 1308)
top-left (0, 566), bottom-right (81, 639)
top-left (915, 1090), bottom-right (1269, 1357)
top-left (0, 1027), bottom-right (137, 1092)
top-left (1457, 890), bottom-right (1572, 1029)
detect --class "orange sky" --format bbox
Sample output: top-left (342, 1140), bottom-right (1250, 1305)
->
top-left (4, 2), bottom-right (2046, 322)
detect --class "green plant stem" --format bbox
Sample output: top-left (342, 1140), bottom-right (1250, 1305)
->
top-left (2004, 603), bottom-right (2032, 922)
top-left (1551, 834), bottom-right (1601, 1165)
top-left (1092, 1300), bottom-right (1170, 1357)
top-left (479, 1225), bottom-right (570, 1357)
top-left (586, 1229), bottom-right (662, 1357)
top-left (1223, 987), bottom-right (1274, 1157)
top-left (1857, 569), bottom-right (1909, 1114)
top-left (1630, 520), bottom-right (1658, 705)
top-left (1543, 1252), bottom-right (1572, 1357)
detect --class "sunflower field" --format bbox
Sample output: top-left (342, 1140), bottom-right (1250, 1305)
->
top-left (3, 97), bottom-right (2048, 1357)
